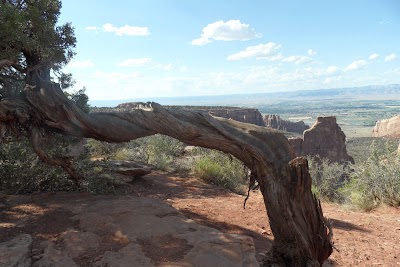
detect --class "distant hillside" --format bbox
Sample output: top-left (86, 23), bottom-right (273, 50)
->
top-left (285, 84), bottom-right (400, 99)
top-left (89, 84), bottom-right (400, 107)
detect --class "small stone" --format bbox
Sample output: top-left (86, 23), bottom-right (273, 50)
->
top-left (32, 255), bottom-right (43, 261)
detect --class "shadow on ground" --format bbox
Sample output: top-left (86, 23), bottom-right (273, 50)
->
top-left (330, 218), bottom-right (370, 233)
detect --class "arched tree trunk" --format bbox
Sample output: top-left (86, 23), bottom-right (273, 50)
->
top-left (0, 79), bottom-right (333, 266)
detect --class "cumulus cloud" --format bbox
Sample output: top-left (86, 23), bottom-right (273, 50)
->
top-left (326, 66), bottom-right (339, 74)
top-left (308, 49), bottom-right (317, 56)
top-left (103, 23), bottom-right (150, 36)
top-left (68, 59), bottom-right (95, 68)
top-left (118, 58), bottom-right (152, 67)
top-left (344, 60), bottom-right (367, 71)
top-left (385, 53), bottom-right (397, 62)
top-left (282, 55), bottom-right (312, 65)
top-left (368, 53), bottom-right (379, 60)
top-left (191, 20), bottom-right (261, 46)
top-left (227, 42), bottom-right (281, 60)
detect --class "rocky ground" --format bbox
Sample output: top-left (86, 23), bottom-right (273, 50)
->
top-left (1, 172), bottom-right (399, 266)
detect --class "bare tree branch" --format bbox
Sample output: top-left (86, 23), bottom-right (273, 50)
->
top-left (0, 59), bottom-right (26, 73)
top-left (29, 126), bottom-right (79, 183)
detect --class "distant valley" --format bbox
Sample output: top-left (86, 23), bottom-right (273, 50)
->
top-left (89, 84), bottom-right (400, 138)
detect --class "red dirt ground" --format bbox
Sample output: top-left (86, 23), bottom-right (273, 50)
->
top-left (1, 171), bottom-right (399, 266)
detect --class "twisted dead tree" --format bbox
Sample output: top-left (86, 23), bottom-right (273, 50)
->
top-left (0, 76), bottom-right (333, 266)
top-left (0, 1), bottom-right (332, 265)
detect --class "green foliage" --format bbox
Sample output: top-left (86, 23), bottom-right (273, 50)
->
top-left (139, 134), bottom-right (184, 170)
top-left (0, 0), bottom-right (76, 69)
top-left (87, 139), bottom-right (123, 158)
top-left (65, 87), bottom-right (90, 112)
top-left (340, 141), bottom-right (400, 210)
top-left (80, 166), bottom-right (119, 195)
top-left (87, 134), bottom-right (184, 171)
top-left (0, 134), bottom-right (78, 193)
top-left (0, 88), bottom-right (94, 194)
top-left (346, 137), bottom-right (398, 163)
top-left (191, 149), bottom-right (247, 195)
top-left (86, 136), bottom-right (248, 194)
top-left (0, 0), bottom-right (76, 98)
top-left (0, 134), bottom-right (122, 195)
top-left (307, 156), bottom-right (350, 202)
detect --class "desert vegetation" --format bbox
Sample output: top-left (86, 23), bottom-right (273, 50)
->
top-left (87, 135), bottom-right (248, 194)
top-left (86, 134), bottom-right (400, 212)
top-left (305, 139), bottom-right (400, 211)
top-left (3, 129), bottom-right (399, 214)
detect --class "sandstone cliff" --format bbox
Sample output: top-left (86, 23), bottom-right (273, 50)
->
top-left (115, 103), bottom-right (265, 126)
top-left (372, 115), bottom-right (400, 138)
top-left (264, 114), bottom-right (309, 133)
top-left (205, 107), bottom-right (265, 126)
top-left (289, 116), bottom-right (354, 163)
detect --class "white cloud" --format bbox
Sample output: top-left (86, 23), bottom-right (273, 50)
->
top-left (323, 76), bottom-right (341, 84)
top-left (179, 66), bottom-right (188, 72)
top-left (344, 60), bottom-right (367, 71)
top-left (191, 20), bottom-right (261, 46)
top-left (228, 44), bottom-right (314, 64)
top-left (282, 55), bottom-right (312, 65)
top-left (103, 23), bottom-right (150, 36)
top-left (326, 66), bottom-right (339, 74)
top-left (118, 59), bottom-right (186, 73)
top-left (191, 37), bottom-right (211, 46)
top-left (70, 60), bottom-right (399, 101)
top-left (227, 42), bottom-right (282, 60)
top-left (68, 59), bottom-right (95, 69)
top-left (163, 64), bottom-right (173, 71)
top-left (368, 53), bottom-right (379, 60)
top-left (118, 58), bottom-right (152, 67)
top-left (151, 63), bottom-right (176, 72)
top-left (243, 66), bottom-right (279, 83)
top-left (308, 49), bottom-right (317, 56)
top-left (131, 72), bottom-right (144, 78)
top-left (385, 53), bottom-right (397, 62)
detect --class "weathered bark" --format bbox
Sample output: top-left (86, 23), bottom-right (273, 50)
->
top-left (0, 80), bottom-right (333, 266)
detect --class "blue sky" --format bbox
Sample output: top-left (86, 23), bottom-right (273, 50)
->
top-left (59, 0), bottom-right (400, 101)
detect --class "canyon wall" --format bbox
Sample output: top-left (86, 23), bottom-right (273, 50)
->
top-left (264, 114), bottom-right (309, 133)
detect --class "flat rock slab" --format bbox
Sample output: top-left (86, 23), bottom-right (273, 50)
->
top-left (0, 234), bottom-right (32, 267)
top-left (115, 167), bottom-right (152, 177)
top-left (98, 160), bottom-right (153, 177)
top-left (33, 197), bottom-right (260, 266)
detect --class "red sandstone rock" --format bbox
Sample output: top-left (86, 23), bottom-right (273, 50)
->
top-left (289, 116), bottom-right (354, 163)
